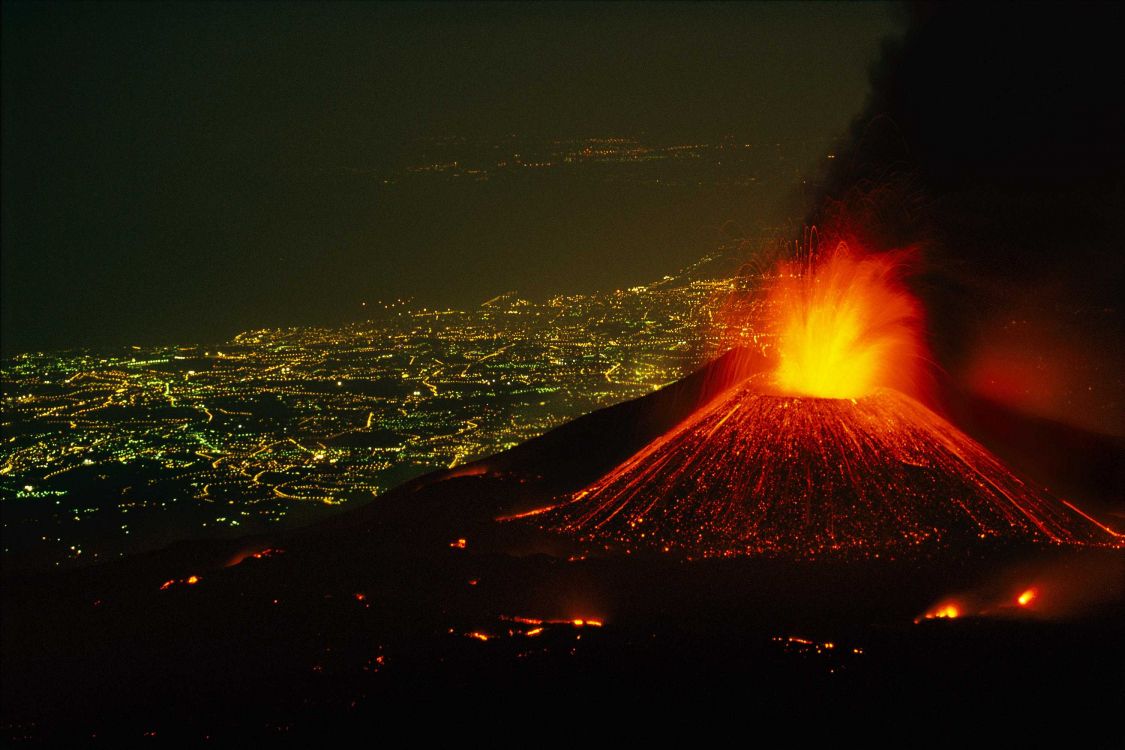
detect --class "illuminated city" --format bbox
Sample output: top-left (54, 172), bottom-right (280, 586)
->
top-left (2, 251), bottom-right (763, 567)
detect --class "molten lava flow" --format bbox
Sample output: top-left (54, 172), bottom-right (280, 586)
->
top-left (768, 244), bottom-right (925, 399)
top-left (521, 386), bottom-right (1121, 558)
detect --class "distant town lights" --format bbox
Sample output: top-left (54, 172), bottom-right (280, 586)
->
top-left (3, 252), bottom-right (741, 567)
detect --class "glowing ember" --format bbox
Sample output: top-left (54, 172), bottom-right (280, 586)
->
top-left (773, 635), bottom-right (853, 654)
top-left (225, 547), bottom-right (283, 567)
top-left (768, 244), bottom-right (925, 400)
top-left (185, 575), bottom-right (200, 585)
top-left (1017, 588), bottom-right (1037, 607)
top-left (500, 614), bottom-right (605, 629)
top-left (449, 538), bottom-right (467, 549)
top-left (507, 616), bottom-right (543, 625)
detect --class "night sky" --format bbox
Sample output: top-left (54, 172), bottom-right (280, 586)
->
top-left (1, 2), bottom-right (901, 353)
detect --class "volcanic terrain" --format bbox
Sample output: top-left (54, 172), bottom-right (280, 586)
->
top-left (528, 383), bottom-right (1120, 557)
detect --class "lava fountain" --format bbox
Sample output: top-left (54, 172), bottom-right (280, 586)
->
top-left (768, 245), bottom-right (925, 400)
top-left (517, 242), bottom-right (1121, 557)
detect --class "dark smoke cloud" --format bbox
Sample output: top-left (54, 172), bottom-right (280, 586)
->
top-left (809, 4), bottom-right (1124, 440)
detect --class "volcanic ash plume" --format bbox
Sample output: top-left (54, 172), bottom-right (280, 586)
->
top-left (522, 245), bottom-right (1121, 557)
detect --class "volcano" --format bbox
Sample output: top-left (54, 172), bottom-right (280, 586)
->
top-left (519, 381), bottom-right (1120, 557)
top-left (509, 244), bottom-right (1120, 559)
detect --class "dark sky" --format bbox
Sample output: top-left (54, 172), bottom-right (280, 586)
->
top-left (2, 1), bottom-right (901, 352)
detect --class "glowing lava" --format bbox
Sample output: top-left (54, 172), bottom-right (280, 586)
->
top-left (159, 574), bottom-right (202, 590)
top-left (769, 244), bottom-right (925, 400)
top-left (525, 386), bottom-right (1119, 557)
top-left (513, 243), bottom-right (1121, 558)
top-left (924, 603), bottom-right (961, 620)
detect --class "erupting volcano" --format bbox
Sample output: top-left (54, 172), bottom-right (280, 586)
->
top-left (521, 245), bottom-right (1121, 557)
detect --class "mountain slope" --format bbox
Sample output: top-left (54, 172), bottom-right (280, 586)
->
top-left (523, 386), bottom-right (1120, 557)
